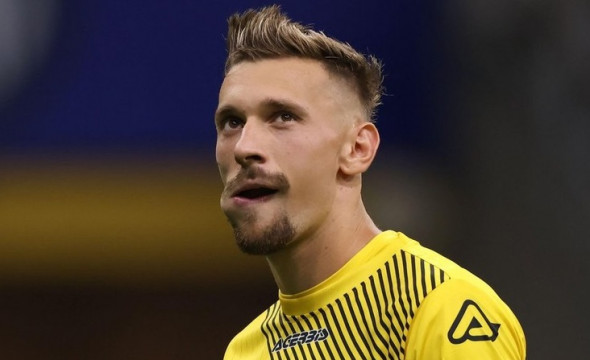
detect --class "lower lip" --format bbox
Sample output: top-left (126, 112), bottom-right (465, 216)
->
top-left (231, 193), bottom-right (276, 206)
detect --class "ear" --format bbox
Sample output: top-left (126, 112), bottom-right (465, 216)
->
top-left (339, 122), bottom-right (380, 176)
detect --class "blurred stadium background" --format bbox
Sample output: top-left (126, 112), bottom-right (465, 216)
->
top-left (0, 0), bottom-right (588, 358)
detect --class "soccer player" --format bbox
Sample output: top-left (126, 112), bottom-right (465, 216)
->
top-left (214, 5), bottom-right (526, 359)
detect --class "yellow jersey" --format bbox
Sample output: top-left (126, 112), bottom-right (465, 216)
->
top-left (224, 231), bottom-right (526, 359)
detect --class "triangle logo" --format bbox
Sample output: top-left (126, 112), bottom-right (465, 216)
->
top-left (447, 299), bottom-right (501, 344)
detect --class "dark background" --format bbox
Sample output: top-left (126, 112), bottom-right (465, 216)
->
top-left (1, 0), bottom-right (588, 358)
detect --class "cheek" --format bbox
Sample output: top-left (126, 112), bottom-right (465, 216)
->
top-left (287, 143), bottom-right (340, 196)
top-left (215, 140), bottom-right (233, 182)
top-left (286, 158), bottom-right (338, 229)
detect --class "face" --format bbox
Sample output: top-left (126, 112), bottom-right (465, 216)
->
top-left (215, 58), bottom-right (363, 255)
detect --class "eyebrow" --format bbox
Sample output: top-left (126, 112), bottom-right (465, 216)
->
top-left (215, 105), bottom-right (239, 122)
top-left (260, 98), bottom-right (309, 118)
top-left (215, 97), bottom-right (309, 123)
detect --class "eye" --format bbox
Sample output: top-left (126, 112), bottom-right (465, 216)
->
top-left (227, 117), bottom-right (244, 128)
top-left (276, 111), bottom-right (297, 122)
top-left (219, 116), bottom-right (244, 131)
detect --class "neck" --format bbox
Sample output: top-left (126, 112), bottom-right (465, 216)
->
top-left (265, 198), bottom-right (380, 295)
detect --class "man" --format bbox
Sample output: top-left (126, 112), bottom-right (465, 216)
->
top-left (215, 5), bottom-right (525, 359)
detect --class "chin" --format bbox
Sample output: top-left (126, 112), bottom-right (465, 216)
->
top-left (231, 211), bottom-right (296, 255)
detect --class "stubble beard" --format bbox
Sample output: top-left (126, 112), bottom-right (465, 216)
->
top-left (221, 166), bottom-right (295, 255)
top-left (228, 210), bottom-right (296, 255)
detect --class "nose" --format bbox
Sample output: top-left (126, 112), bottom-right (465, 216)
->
top-left (233, 120), bottom-right (265, 166)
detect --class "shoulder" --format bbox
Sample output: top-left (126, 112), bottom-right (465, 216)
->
top-left (224, 302), bottom-right (279, 360)
top-left (399, 241), bottom-right (526, 359)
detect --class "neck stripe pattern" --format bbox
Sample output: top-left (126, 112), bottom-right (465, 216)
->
top-left (260, 251), bottom-right (450, 359)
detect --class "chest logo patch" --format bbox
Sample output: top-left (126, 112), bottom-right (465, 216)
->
top-left (448, 299), bottom-right (500, 344)
top-left (272, 328), bottom-right (330, 352)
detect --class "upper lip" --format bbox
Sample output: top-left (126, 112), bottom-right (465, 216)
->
top-left (231, 181), bottom-right (279, 198)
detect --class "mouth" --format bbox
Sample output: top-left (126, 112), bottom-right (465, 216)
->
top-left (223, 168), bottom-right (289, 207)
top-left (233, 186), bottom-right (279, 200)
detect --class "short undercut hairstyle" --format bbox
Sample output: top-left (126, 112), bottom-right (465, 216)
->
top-left (225, 5), bottom-right (384, 122)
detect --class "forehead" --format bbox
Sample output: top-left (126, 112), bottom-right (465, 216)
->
top-left (218, 58), bottom-right (360, 111)
top-left (224, 57), bottom-right (328, 86)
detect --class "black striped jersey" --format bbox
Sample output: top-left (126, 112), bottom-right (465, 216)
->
top-left (224, 231), bottom-right (526, 359)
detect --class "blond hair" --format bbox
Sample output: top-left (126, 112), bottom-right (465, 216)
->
top-left (225, 5), bottom-right (384, 121)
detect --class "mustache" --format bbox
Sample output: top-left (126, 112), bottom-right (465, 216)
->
top-left (222, 167), bottom-right (290, 196)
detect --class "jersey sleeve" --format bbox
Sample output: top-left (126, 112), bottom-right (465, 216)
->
top-left (404, 278), bottom-right (526, 360)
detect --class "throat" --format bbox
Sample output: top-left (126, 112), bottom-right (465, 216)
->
top-left (267, 223), bottom-right (379, 295)
top-left (266, 236), bottom-right (336, 295)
